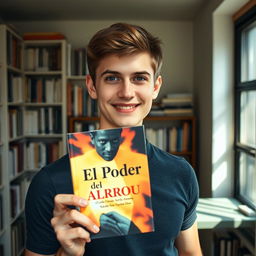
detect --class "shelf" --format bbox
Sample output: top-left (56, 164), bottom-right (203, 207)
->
top-left (25, 134), bottom-right (63, 139)
top-left (8, 102), bottom-right (23, 107)
top-left (145, 115), bottom-right (195, 121)
top-left (24, 102), bottom-right (62, 107)
top-left (234, 229), bottom-right (255, 255)
top-left (7, 65), bottom-right (23, 74)
top-left (67, 75), bottom-right (86, 80)
top-left (24, 39), bottom-right (65, 45)
top-left (10, 170), bottom-right (27, 183)
top-left (197, 198), bottom-right (256, 229)
top-left (11, 208), bottom-right (24, 225)
top-left (24, 71), bottom-right (63, 76)
top-left (9, 136), bottom-right (25, 142)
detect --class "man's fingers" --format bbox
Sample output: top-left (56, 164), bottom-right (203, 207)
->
top-left (54, 194), bottom-right (88, 213)
top-left (52, 208), bottom-right (100, 234)
top-left (56, 226), bottom-right (92, 244)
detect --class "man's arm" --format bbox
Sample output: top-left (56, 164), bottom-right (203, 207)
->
top-left (175, 222), bottom-right (202, 256)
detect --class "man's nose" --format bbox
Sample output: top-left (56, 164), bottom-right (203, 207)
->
top-left (105, 141), bottom-right (112, 151)
top-left (117, 79), bottom-right (135, 99)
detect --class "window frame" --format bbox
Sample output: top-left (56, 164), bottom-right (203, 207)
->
top-left (234, 6), bottom-right (256, 210)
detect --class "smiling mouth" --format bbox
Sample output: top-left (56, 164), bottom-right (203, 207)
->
top-left (112, 104), bottom-right (140, 110)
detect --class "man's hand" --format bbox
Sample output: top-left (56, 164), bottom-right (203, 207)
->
top-left (51, 194), bottom-right (100, 256)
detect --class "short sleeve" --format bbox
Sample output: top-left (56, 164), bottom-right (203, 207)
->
top-left (25, 168), bottom-right (60, 254)
top-left (181, 163), bottom-right (199, 230)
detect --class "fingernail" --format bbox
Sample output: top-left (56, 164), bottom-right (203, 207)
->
top-left (80, 199), bottom-right (87, 207)
top-left (93, 225), bottom-right (100, 233)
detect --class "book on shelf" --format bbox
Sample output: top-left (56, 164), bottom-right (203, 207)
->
top-left (10, 176), bottom-right (31, 219)
top-left (7, 74), bottom-right (23, 103)
top-left (8, 109), bottom-right (23, 139)
top-left (67, 126), bottom-right (154, 239)
top-left (24, 46), bottom-right (62, 71)
top-left (24, 107), bottom-right (62, 135)
top-left (25, 77), bottom-right (62, 103)
top-left (66, 45), bottom-right (88, 76)
top-left (73, 121), bottom-right (99, 133)
top-left (160, 93), bottom-right (194, 116)
top-left (25, 140), bottom-right (63, 170)
top-left (11, 217), bottom-right (25, 256)
top-left (7, 30), bottom-right (22, 69)
top-left (146, 122), bottom-right (191, 153)
top-left (9, 143), bottom-right (24, 179)
top-left (23, 32), bottom-right (65, 40)
top-left (67, 82), bottom-right (98, 117)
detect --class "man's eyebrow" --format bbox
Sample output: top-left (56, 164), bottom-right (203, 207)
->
top-left (100, 70), bottom-right (151, 77)
top-left (100, 70), bottom-right (120, 77)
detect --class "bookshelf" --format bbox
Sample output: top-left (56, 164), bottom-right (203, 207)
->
top-left (0, 25), bottom-right (67, 256)
top-left (0, 24), bottom-right (23, 256)
top-left (68, 115), bottom-right (196, 168)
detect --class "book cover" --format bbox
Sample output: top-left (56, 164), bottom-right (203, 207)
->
top-left (67, 125), bottom-right (154, 239)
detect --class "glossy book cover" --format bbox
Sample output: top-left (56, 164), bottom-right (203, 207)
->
top-left (67, 125), bottom-right (154, 239)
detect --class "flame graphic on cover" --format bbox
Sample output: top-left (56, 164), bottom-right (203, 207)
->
top-left (67, 126), bottom-right (154, 238)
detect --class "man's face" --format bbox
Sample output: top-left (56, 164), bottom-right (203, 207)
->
top-left (92, 129), bottom-right (122, 161)
top-left (86, 52), bottom-right (162, 129)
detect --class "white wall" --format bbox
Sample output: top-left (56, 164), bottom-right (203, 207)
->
top-left (12, 20), bottom-right (194, 99)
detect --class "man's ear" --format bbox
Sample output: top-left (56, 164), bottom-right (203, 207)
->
top-left (86, 74), bottom-right (98, 99)
top-left (152, 75), bottom-right (162, 100)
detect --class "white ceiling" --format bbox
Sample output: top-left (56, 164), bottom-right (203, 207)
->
top-left (0, 0), bottom-right (207, 21)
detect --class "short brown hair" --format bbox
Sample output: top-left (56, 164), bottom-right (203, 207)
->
top-left (87, 23), bottom-right (163, 82)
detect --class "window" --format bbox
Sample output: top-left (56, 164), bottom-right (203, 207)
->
top-left (235, 6), bottom-right (256, 210)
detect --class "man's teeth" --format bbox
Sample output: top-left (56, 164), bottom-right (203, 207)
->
top-left (116, 105), bottom-right (135, 109)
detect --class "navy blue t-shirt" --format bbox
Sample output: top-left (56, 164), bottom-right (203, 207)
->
top-left (25, 142), bottom-right (199, 255)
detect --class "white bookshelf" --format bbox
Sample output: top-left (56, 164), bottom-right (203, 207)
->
top-left (0, 24), bottom-right (67, 255)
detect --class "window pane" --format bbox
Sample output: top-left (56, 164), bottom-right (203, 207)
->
top-left (241, 21), bottom-right (256, 82)
top-left (239, 152), bottom-right (256, 207)
top-left (240, 90), bottom-right (256, 147)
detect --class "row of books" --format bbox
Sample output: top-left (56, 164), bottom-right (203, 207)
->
top-left (11, 217), bottom-right (25, 256)
top-left (150, 93), bottom-right (193, 116)
top-left (73, 121), bottom-right (99, 133)
top-left (9, 109), bottom-right (23, 139)
top-left (145, 122), bottom-right (191, 152)
top-left (24, 46), bottom-right (62, 72)
top-left (214, 230), bottom-right (254, 256)
top-left (8, 74), bottom-right (23, 103)
top-left (8, 140), bottom-right (63, 176)
top-left (25, 141), bottom-right (63, 170)
top-left (10, 176), bottom-right (31, 219)
top-left (67, 46), bottom-right (89, 76)
top-left (67, 83), bottom-right (98, 117)
top-left (9, 143), bottom-right (24, 179)
top-left (25, 77), bottom-right (62, 103)
top-left (7, 30), bottom-right (22, 69)
top-left (24, 107), bottom-right (62, 135)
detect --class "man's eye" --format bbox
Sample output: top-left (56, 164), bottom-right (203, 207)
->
top-left (98, 140), bottom-right (106, 144)
top-left (133, 76), bottom-right (147, 82)
top-left (105, 76), bottom-right (119, 82)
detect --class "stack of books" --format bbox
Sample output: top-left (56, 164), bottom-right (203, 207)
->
top-left (161, 93), bottom-right (193, 116)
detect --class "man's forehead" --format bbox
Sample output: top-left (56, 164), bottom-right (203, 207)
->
top-left (94, 130), bottom-right (121, 138)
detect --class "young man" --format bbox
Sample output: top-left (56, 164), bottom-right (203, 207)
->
top-left (25, 23), bottom-right (202, 256)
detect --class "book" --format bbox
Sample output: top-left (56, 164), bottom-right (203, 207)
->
top-left (67, 125), bottom-right (154, 239)
top-left (23, 32), bottom-right (65, 40)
